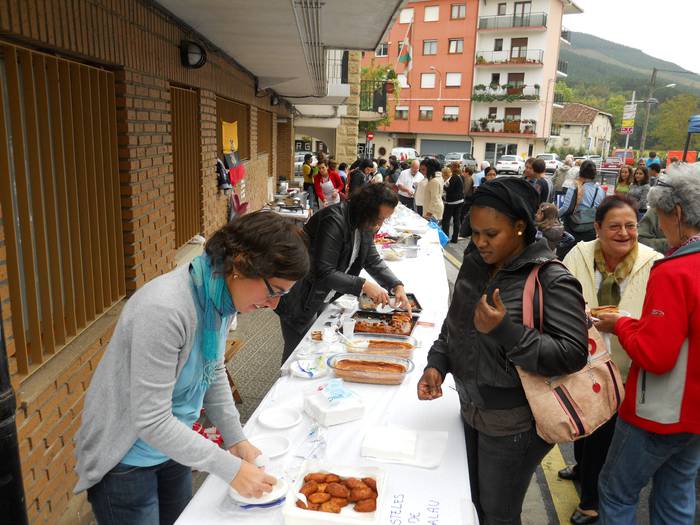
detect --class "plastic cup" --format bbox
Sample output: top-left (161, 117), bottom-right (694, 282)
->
top-left (342, 319), bottom-right (356, 336)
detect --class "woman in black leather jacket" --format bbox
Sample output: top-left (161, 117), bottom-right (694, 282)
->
top-left (276, 184), bottom-right (411, 363)
top-left (418, 178), bottom-right (588, 525)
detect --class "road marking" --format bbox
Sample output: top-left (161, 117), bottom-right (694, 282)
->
top-left (443, 250), bottom-right (462, 269)
top-left (541, 445), bottom-right (580, 524)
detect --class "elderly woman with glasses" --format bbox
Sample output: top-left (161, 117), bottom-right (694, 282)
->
top-left (75, 212), bottom-right (310, 524)
top-left (593, 163), bottom-right (700, 524)
top-left (276, 183), bottom-right (411, 363)
top-left (559, 194), bottom-right (662, 525)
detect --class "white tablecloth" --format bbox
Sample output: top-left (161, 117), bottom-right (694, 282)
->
top-left (176, 220), bottom-right (478, 524)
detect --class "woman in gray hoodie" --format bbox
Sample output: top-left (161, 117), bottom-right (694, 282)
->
top-left (74, 212), bottom-right (309, 524)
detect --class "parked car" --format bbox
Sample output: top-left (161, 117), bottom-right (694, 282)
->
top-left (444, 152), bottom-right (479, 171)
top-left (611, 148), bottom-right (635, 166)
top-left (601, 156), bottom-right (623, 169)
top-left (585, 154), bottom-right (602, 167)
top-left (419, 153), bottom-right (446, 164)
top-left (495, 155), bottom-right (525, 175)
top-left (391, 147), bottom-right (419, 161)
top-left (536, 153), bottom-right (562, 173)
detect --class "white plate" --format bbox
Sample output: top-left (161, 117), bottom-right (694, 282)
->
top-left (229, 477), bottom-right (289, 505)
top-left (257, 406), bottom-right (303, 430)
top-left (290, 358), bottom-right (329, 379)
top-left (248, 434), bottom-right (291, 458)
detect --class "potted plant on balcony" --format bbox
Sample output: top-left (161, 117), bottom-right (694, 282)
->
top-left (471, 122), bottom-right (480, 132)
top-left (385, 68), bottom-right (397, 95)
top-left (505, 83), bottom-right (523, 96)
top-left (474, 84), bottom-right (487, 92)
top-left (479, 117), bottom-right (489, 131)
top-left (476, 55), bottom-right (486, 65)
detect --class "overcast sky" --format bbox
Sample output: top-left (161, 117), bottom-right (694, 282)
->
top-left (563, 0), bottom-right (700, 75)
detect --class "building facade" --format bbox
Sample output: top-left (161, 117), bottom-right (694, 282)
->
top-left (469, 0), bottom-right (582, 164)
top-left (362, 0), bottom-right (480, 158)
top-left (550, 102), bottom-right (614, 156)
top-left (0, 1), bottom-right (398, 523)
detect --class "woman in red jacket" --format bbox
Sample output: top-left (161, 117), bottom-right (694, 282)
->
top-left (313, 160), bottom-right (344, 208)
top-left (594, 164), bottom-right (700, 525)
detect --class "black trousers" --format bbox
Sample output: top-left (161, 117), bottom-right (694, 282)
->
top-left (575, 414), bottom-right (618, 511)
top-left (280, 316), bottom-right (313, 365)
top-left (464, 421), bottom-right (552, 525)
top-left (442, 203), bottom-right (463, 241)
top-left (398, 194), bottom-right (415, 210)
top-left (416, 205), bottom-right (423, 216)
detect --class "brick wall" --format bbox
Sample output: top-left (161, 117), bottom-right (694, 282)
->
top-left (0, 1), bottom-right (293, 523)
top-left (116, 70), bottom-right (176, 293)
top-left (277, 119), bottom-right (293, 182)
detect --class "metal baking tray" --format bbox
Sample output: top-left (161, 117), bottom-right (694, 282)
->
top-left (358, 292), bottom-right (423, 314)
top-left (351, 311), bottom-right (419, 337)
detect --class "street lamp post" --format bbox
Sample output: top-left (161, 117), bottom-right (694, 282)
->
top-left (639, 66), bottom-right (690, 156)
top-left (429, 66), bottom-right (442, 100)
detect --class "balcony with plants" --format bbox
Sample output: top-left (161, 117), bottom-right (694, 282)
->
top-left (470, 118), bottom-right (538, 135)
top-left (471, 83), bottom-right (540, 102)
top-left (475, 49), bottom-right (544, 66)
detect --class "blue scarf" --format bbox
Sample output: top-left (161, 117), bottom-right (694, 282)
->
top-left (189, 255), bottom-right (236, 388)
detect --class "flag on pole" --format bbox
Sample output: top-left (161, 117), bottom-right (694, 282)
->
top-left (398, 37), bottom-right (412, 72)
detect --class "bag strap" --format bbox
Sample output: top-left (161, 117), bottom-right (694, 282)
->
top-left (585, 187), bottom-right (600, 209)
top-left (522, 260), bottom-right (566, 332)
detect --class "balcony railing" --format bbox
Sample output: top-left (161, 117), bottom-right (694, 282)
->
top-left (472, 84), bottom-right (540, 102)
top-left (557, 59), bottom-right (569, 75)
top-left (561, 27), bottom-right (571, 42)
top-left (470, 119), bottom-right (537, 135)
top-left (326, 50), bottom-right (349, 85)
top-left (475, 49), bottom-right (544, 65)
top-left (360, 80), bottom-right (387, 112)
top-left (478, 12), bottom-right (547, 30)
top-left (553, 92), bottom-right (565, 105)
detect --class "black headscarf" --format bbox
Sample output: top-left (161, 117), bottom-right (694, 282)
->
top-left (471, 177), bottom-right (540, 244)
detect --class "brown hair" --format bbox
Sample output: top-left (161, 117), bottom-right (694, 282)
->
top-left (618, 165), bottom-right (633, 184)
top-left (205, 211), bottom-right (309, 280)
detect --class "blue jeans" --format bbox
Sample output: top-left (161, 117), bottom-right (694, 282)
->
top-left (87, 460), bottom-right (192, 525)
top-left (599, 418), bottom-right (700, 525)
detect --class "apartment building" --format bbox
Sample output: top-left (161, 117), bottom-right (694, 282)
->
top-left (470, 0), bottom-right (582, 164)
top-left (362, 0), bottom-right (480, 158)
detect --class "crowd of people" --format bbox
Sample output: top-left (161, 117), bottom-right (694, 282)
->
top-left (72, 146), bottom-right (699, 525)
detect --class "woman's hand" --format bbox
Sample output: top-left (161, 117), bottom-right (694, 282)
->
top-left (593, 313), bottom-right (621, 334)
top-left (417, 368), bottom-right (444, 400)
top-left (392, 285), bottom-right (412, 315)
top-left (228, 440), bottom-right (261, 464)
top-left (474, 289), bottom-right (506, 334)
top-left (362, 280), bottom-right (390, 306)
top-left (230, 460), bottom-right (277, 498)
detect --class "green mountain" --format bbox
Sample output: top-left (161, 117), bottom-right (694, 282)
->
top-left (561, 32), bottom-right (700, 99)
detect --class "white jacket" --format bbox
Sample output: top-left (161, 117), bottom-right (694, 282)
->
top-left (563, 240), bottom-right (662, 379)
top-left (421, 175), bottom-right (444, 220)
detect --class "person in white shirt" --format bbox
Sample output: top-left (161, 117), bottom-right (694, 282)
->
top-left (396, 160), bottom-right (424, 210)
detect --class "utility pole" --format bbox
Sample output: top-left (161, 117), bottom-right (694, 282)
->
top-left (623, 90), bottom-right (636, 163)
top-left (638, 67), bottom-right (658, 157)
top-left (0, 319), bottom-right (28, 524)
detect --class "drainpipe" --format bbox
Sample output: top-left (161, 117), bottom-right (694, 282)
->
top-left (0, 319), bottom-right (28, 525)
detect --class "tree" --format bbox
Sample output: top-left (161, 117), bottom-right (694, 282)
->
top-left (649, 94), bottom-right (700, 150)
top-left (555, 81), bottom-right (574, 102)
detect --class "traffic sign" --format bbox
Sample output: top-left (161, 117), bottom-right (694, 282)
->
top-left (623, 104), bottom-right (637, 119)
top-left (366, 131), bottom-right (374, 141)
top-left (620, 127), bottom-right (633, 135)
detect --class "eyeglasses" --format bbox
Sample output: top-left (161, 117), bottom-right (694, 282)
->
top-left (263, 277), bottom-right (290, 298)
top-left (606, 223), bottom-right (638, 233)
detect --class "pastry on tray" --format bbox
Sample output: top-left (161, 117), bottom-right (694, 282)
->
top-left (590, 305), bottom-right (620, 317)
top-left (296, 472), bottom-right (378, 514)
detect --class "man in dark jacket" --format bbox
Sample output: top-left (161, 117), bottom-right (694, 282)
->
top-left (276, 184), bottom-right (411, 362)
